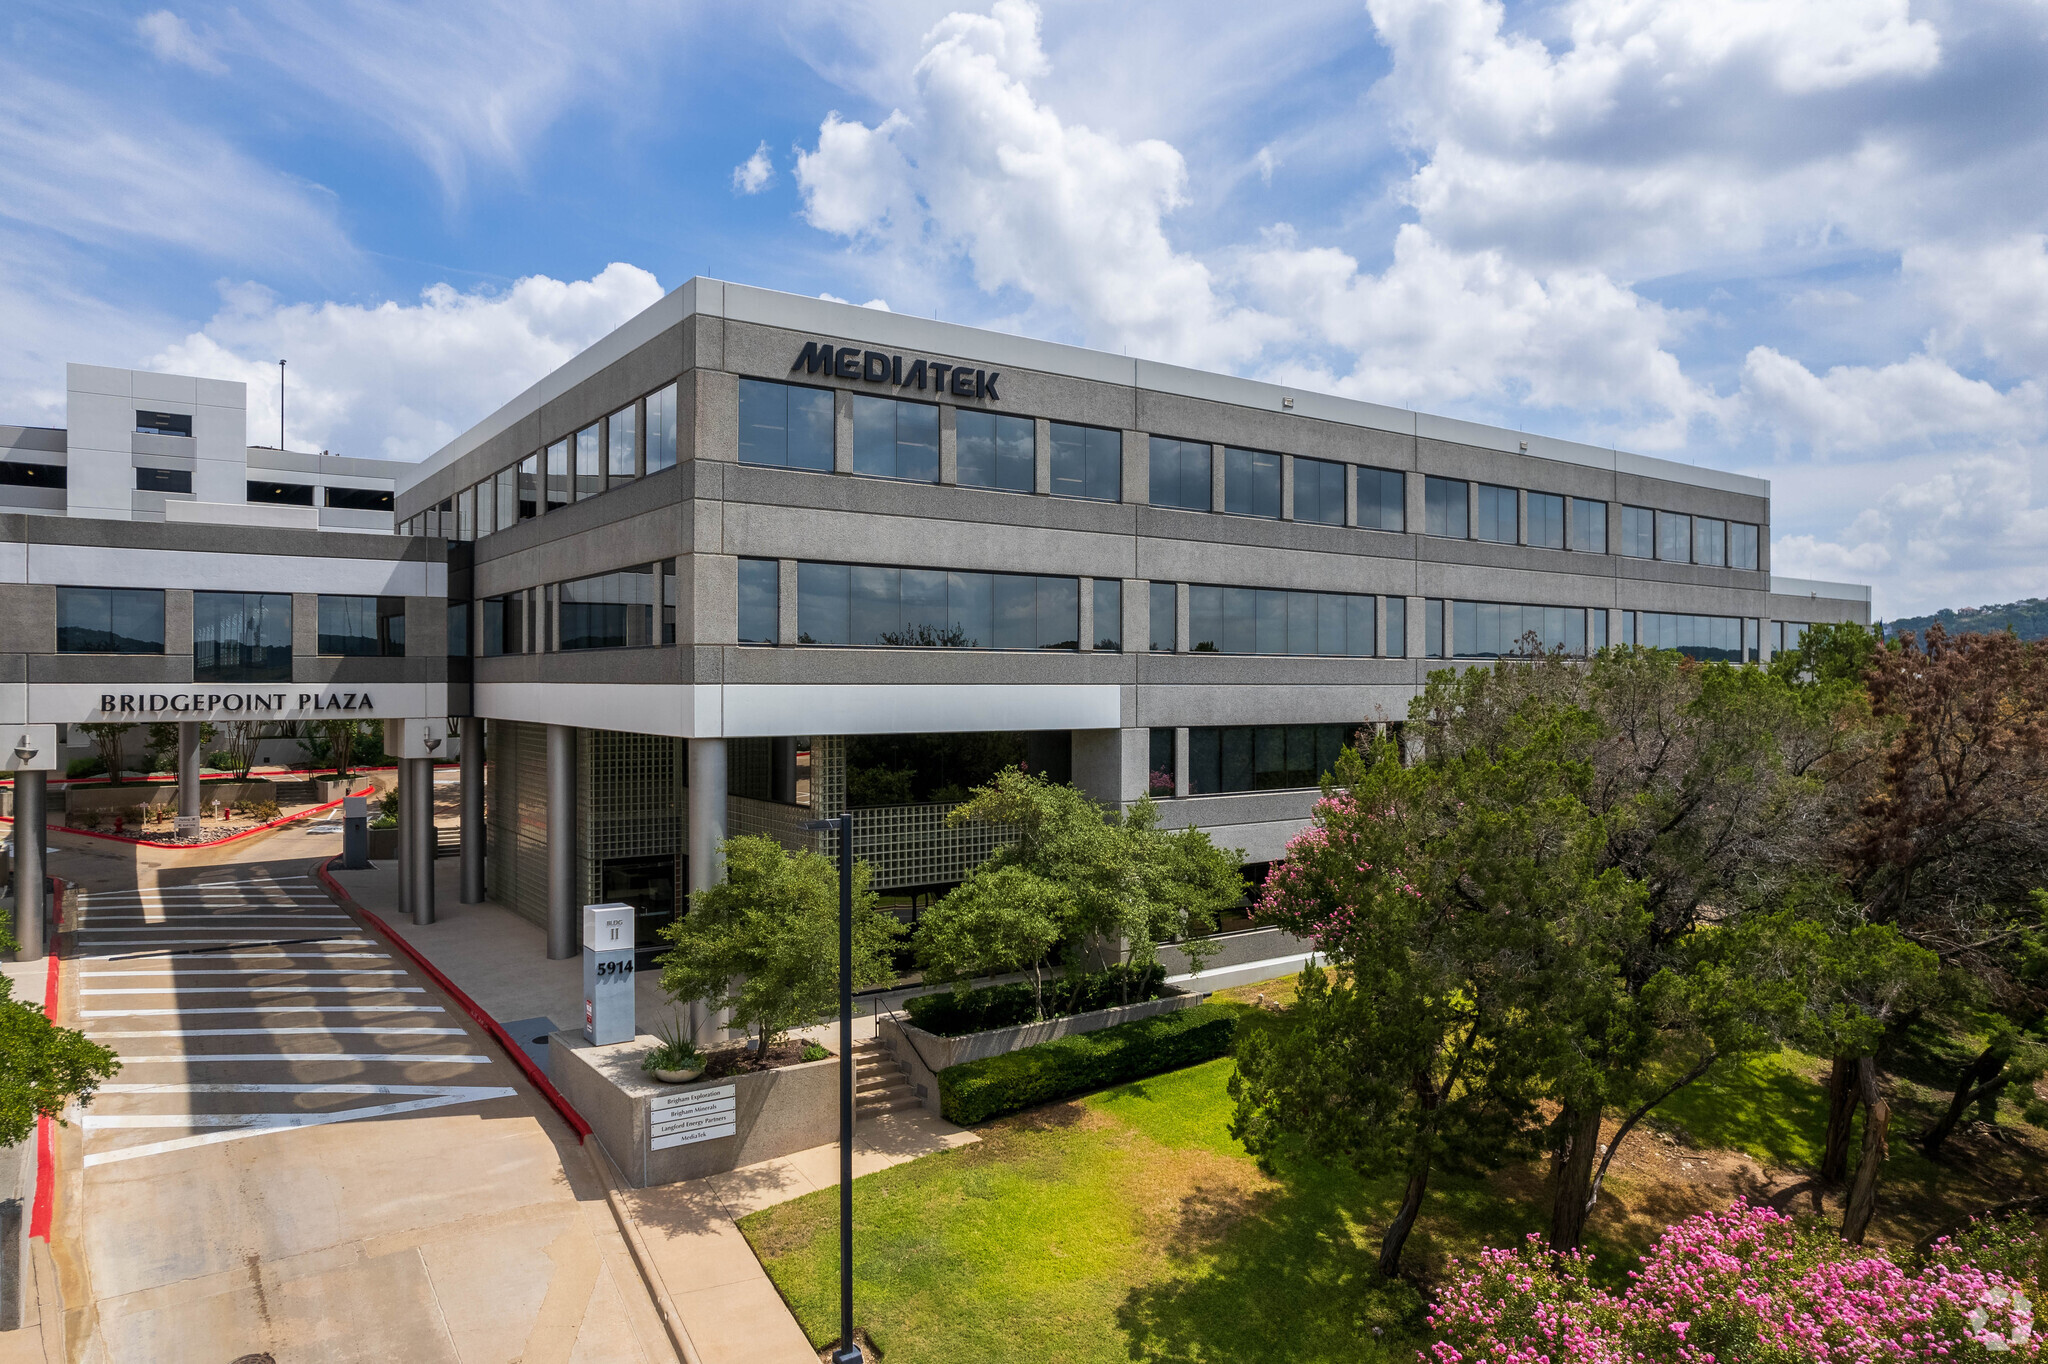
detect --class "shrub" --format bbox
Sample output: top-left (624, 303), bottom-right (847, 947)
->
top-left (241, 800), bottom-right (282, 822)
top-left (937, 1002), bottom-right (1238, 1125)
top-left (800, 1041), bottom-right (829, 1062)
top-left (905, 964), bottom-right (1173, 1037)
top-left (70, 808), bottom-right (102, 829)
top-left (1429, 1202), bottom-right (2044, 1363)
top-left (65, 757), bottom-right (105, 778)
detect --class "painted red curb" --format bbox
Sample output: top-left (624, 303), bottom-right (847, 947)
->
top-left (314, 858), bottom-right (592, 1142)
top-left (30, 876), bottom-right (65, 1242)
top-left (3, 783), bottom-right (376, 850)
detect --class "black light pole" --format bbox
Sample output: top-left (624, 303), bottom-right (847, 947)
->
top-left (804, 810), bottom-right (862, 1364)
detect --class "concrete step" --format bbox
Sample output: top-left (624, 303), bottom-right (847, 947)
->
top-left (272, 780), bottom-right (318, 806)
top-left (857, 1075), bottom-right (911, 1096)
top-left (856, 1092), bottom-right (925, 1118)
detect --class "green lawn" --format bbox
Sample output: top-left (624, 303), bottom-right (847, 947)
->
top-left (742, 1057), bottom-right (1467, 1364)
top-left (741, 1020), bottom-right (2048, 1363)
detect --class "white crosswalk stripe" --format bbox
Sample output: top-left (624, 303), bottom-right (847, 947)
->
top-left (72, 877), bottom-right (509, 1166)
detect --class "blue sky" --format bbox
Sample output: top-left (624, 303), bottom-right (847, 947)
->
top-left (4, 0), bottom-right (2046, 617)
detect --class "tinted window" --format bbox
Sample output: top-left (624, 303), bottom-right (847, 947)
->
top-left (1655, 510), bottom-right (1690, 562)
top-left (957, 410), bottom-right (1034, 492)
top-left (1293, 457), bottom-right (1345, 526)
top-left (447, 601), bottom-right (471, 657)
top-left (1527, 492), bottom-right (1565, 549)
top-left (1424, 476), bottom-right (1468, 538)
top-left (1426, 598), bottom-right (1445, 657)
top-left (56, 587), bottom-right (164, 654)
top-left (194, 592), bottom-right (292, 682)
top-left (607, 406), bottom-right (639, 484)
top-left (738, 559), bottom-right (779, 645)
top-left (1620, 505), bottom-right (1654, 558)
top-left (1148, 438), bottom-right (1211, 511)
top-left (1694, 517), bottom-right (1727, 567)
top-left (1050, 424), bottom-right (1119, 501)
top-left (575, 424), bottom-right (603, 497)
top-left (135, 410), bottom-right (192, 437)
top-left (482, 592), bottom-right (525, 656)
top-left (546, 440), bottom-right (570, 510)
top-left (246, 480), bottom-right (314, 506)
top-left (0, 462), bottom-right (65, 488)
top-left (1730, 522), bottom-right (1760, 570)
top-left (1385, 596), bottom-right (1406, 657)
top-left (1187, 724), bottom-right (1357, 793)
top-left (797, 562), bottom-right (1077, 650)
top-left (1150, 728), bottom-right (1176, 796)
top-left (1452, 601), bottom-right (1587, 658)
top-left (1639, 612), bottom-right (1743, 661)
top-left (1224, 448), bottom-right (1281, 518)
top-left (1571, 498), bottom-right (1607, 553)
top-left (1093, 579), bottom-right (1121, 651)
top-left (1357, 467), bottom-right (1405, 531)
top-left (737, 379), bottom-right (835, 471)
top-left (560, 563), bottom-right (666, 650)
top-left (1149, 582), bottom-right (1176, 652)
top-left (1187, 586), bottom-right (1373, 656)
top-left (646, 383), bottom-right (678, 474)
top-left (1474, 484), bottom-right (1517, 543)
top-left (318, 595), bottom-right (405, 656)
top-left (517, 454), bottom-right (538, 520)
top-left (136, 467), bottom-right (191, 494)
top-left (852, 395), bottom-right (939, 482)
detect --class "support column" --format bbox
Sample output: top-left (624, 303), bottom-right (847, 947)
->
top-left (687, 738), bottom-right (729, 1041)
top-left (460, 726), bottom-right (485, 904)
top-left (396, 767), bottom-right (413, 919)
top-left (11, 772), bottom-right (45, 962)
top-left (177, 721), bottom-right (202, 819)
top-left (546, 724), bottom-right (577, 960)
top-left (408, 756), bottom-right (436, 926)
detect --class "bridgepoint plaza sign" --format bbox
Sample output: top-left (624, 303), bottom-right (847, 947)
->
top-left (792, 341), bottom-right (1001, 401)
top-left (97, 691), bottom-right (378, 716)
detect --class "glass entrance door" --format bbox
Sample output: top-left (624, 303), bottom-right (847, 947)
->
top-left (600, 854), bottom-right (677, 964)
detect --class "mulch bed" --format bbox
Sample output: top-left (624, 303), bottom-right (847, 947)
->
top-left (703, 1038), bottom-right (832, 1079)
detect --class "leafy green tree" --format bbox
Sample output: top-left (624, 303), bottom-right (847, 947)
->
top-left (943, 770), bottom-right (1244, 1002)
top-left (1410, 647), bottom-right (1863, 1249)
top-left (656, 835), bottom-right (901, 1048)
top-left (915, 865), bottom-right (1066, 1017)
top-left (0, 913), bottom-right (118, 1146)
top-left (1235, 735), bottom-right (1637, 1275)
top-left (75, 722), bottom-right (134, 784)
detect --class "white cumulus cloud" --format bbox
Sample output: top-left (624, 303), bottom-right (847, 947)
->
top-left (732, 141), bottom-right (775, 194)
top-left (147, 264), bottom-right (665, 463)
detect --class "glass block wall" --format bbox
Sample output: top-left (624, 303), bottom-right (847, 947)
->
top-left (579, 727), bottom-right (685, 904)
top-left (484, 718), bottom-right (551, 929)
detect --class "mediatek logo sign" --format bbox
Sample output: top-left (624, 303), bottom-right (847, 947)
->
top-left (793, 342), bottom-right (1001, 401)
top-left (97, 691), bottom-right (378, 716)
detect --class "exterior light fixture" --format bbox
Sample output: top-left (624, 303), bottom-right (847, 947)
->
top-left (422, 727), bottom-right (442, 754)
top-left (13, 735), bottom-right (36, 765)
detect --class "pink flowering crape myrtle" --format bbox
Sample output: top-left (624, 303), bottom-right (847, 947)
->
top-left (1429, 1203), bottom-right (2040, 1362)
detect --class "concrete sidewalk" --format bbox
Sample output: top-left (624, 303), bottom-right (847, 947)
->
top-left (329, 850), bottom-right (982, 1364)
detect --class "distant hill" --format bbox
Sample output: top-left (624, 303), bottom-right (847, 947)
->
top-left (1883, 598), bottom-right (2048, 642)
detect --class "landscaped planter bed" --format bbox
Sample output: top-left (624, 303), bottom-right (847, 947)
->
top-left (549, 1031), bottom-right (840, 1187)
top-left (877, 979), bottom-right (1205, 1117)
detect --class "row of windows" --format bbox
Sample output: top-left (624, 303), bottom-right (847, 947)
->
top-left (247, 481), bottom-right (394, 511)
top-left (1407, 599), bottom-right (1763, 663)
top-left (1146, 724), bottom-right (1371, 797)
top-left (55, 589), bottom-right (409, 668)
top-left (793, 563), bottom-right (1087, 651)
top-left (1186, 586), bottom-right (1392, 658)
top-left (404, 384), bottom-right (679, 538)
top-left (479, 561), bottom-right (678, 656)
top-left (400, 374), bottom-right (1762, 569)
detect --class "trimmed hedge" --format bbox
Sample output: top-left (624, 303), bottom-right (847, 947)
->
top-left (937, 1002), bottom-right (1240, 1125)
top-left (905, 964), bottom-right (1171, 1038)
